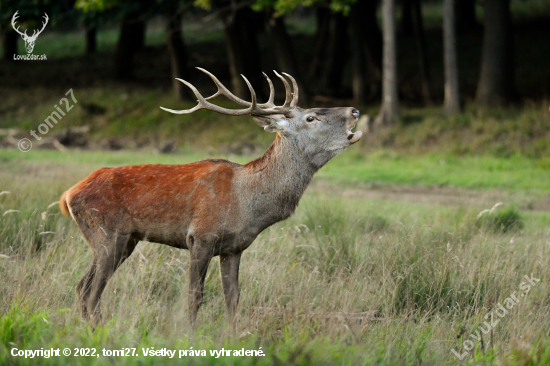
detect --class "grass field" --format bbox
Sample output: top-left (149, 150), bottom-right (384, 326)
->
top-left (1, 147), bottom-right (549, 365)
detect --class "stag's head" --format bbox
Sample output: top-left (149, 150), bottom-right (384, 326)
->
top-left (11, 11), bottom-right (49, 54)
top-left (161, 68), bottom-right (362, 168)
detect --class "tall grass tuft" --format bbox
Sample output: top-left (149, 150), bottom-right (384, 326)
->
top-left (0, 300), bottom-right (50, 351)
top-left (476, 204), bottom-right (525, 233)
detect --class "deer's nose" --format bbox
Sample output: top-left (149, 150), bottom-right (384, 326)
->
top-left (351, 109), bottom-right (360, 119)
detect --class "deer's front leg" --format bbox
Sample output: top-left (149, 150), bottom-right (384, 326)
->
top-left (220, 252), bottom-right (242, 323)
top-left (188, 246), bottom-right (212, 329)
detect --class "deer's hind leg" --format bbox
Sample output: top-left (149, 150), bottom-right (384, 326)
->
top-left (75, 257), bottom-right (97, 321)
top-left (75, 225), bottom-right (138, 325)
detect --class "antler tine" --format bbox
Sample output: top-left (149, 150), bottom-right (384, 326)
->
top-left (273, 71), bottom-right (292, 108)
top-left (282, 72), bottom-right (299, 107)
top-left (197, 67), bottom-right (250, 106)
top-left (11, 11), bottom-right (26, 37)
top-left (240, 74), bottom-right (259, 112)
top-left (30, 13), bottom-right (48, 39)
top-left (160, 77), bottom-right (257, 116)
top-left (39, 13), bottom-right (48, 31)
top-left (160, 79), bottom-right (208, 114)
top-left (198, 67), bottom-right (275, 108)
top-left (11, 10), bottom-right (18, 25)
top-left (262, 72), bottom-right (275, 108)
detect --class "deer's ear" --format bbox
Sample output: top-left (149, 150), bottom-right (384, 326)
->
top-left (252, 115), bottom-right (288, 133)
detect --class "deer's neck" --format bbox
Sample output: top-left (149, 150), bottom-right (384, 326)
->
top-left (241, 134), bottom-right (316, 222)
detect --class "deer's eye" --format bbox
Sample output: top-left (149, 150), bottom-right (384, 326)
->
top-left (306, 116), bottom-right (315, 122)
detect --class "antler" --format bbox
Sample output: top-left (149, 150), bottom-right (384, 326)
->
top-left (11, 11), bottom-right (48, 40)
top-left (11, 11), bottom-right (28, 38)
top-left (160, 68), bottom-right (299, 116)
top-left (30, 13), bottom-right (49, 40)
top-left (198, 68), bottom-right (275, 108)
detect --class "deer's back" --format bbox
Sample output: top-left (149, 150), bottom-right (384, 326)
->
top-left (64, 159), bottom-right (242, 248)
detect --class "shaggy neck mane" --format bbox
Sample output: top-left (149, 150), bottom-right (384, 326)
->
top-left (243, 134), bottom-right (317, 218)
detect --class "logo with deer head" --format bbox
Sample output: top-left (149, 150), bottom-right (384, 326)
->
top-left (11, 11), bottom-right (49, 54)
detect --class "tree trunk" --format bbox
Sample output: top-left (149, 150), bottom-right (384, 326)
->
top-left (166, 13), bottom-right (189, 100)
top-left (443, 0), bottom-right (461, 115)
top-left (456, 0), bottom-right (479, 32)
top-left (240, 15), bottom-right (264, 99)
top-left (223, 17), bottom-right (245, 98)
top-left (268, 13), bottom-right (307, 103)
top-left (351, 40), bottom-right (368, 105)
top-left (223, 8), bottom-right (264, 99)
top-left (3, 29), bottom-right (18, 60)
top-left (134, 20), bottom-right (146, 51)
top-left (353, 0), bottom-right (382, 99)
top-left (412, 0), bottom-right (433, 105)
top-left (375, 0), bottom-right (399, 127)
top-left (350, 5), bottom-right (369, 104)
top-left (308, 7), bottom-right (331, 80)
top-left (400, 0), bottom-right (414, 34)
top-left (114, 17), bottom-right (144, 80)
top-left (85, 26), bottom-right (97, 55)
top-left (476, 0), bottom-right (514, 107)
top-left (324, 12), bottom-right (349, 94)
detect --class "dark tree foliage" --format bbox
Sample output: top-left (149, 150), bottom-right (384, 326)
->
top-left (266, 9), bottom-right (308, 102)
top-left (308, 6), bottom-right (331, 80)
top-left (456, 0), bottom-right (479, 32)
top-left (2, 28), bottom-right (17, 60)
top-left (85, 26), bottom-right (96, 54)
top-left (221, 6), bottom-right (264, 99)
top-left (80, 10), bottom-right (105, 55)
top-left (75, 0), bottom-right (155, 79)
top-left (349, 0), bottom-right (382, 99)
top-left (323, 11), bottom-right (349, 94)
top-left (113, 14), bottom-right (142, 80)
top-left (166, 9), bottom-right (189, 100)
top-left (1, 0), bottom-right (531, 115)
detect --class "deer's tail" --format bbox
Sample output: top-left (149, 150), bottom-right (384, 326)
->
top-left (59, 190), bottom-right (71, 217)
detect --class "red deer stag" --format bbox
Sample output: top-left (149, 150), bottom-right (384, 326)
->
top-left (60, 68), bottom-right (362, 327)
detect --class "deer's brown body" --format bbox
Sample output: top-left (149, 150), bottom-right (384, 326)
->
top-left (60, 69), bottom-right (362, 327)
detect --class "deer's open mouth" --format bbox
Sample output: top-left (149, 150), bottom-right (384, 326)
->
top-left (347, 130), bottom-right (362, 144)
